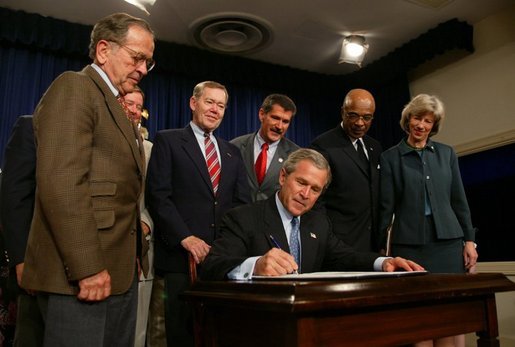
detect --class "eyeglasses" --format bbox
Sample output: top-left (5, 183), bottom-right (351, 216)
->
top-left (114, 42), bottom-right (155, 72)
top-left (345, 112), bottom-right (374, 122)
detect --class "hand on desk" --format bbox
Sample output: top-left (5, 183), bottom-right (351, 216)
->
top-left (254, 248), bottom-right (298, 276)
top-left (382, 257), bottom-right (425, 272)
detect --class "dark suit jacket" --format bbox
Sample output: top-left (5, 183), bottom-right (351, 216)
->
top-left (200, 196), bottom-right (378, 281)
top-left (379, 139), bottom-right (475, 246)
top-left (231, 132), bottom-right (299, 201)
top-left (146, 125), bottom-right (250, 274)
top-left (310, 126), bottom-right (382, 252)
top-left (22, 65), bottom-right (145, 295)
top-left (0, 115), bottom-right (35, 267)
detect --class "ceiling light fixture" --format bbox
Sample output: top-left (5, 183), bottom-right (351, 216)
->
top-left (338, 35), bottom-right (369, 67)
top-left (123, 0), bottom-right (156, 15)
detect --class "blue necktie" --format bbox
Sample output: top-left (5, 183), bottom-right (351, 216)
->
top-left (290, 217), bottom-right (301, 272)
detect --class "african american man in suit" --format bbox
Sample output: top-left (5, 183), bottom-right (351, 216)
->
top-left (311, 89), bottom-right (382, 252)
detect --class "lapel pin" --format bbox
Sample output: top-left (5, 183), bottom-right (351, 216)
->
top-left (310, 232), bottom-right (317, 239)
top-left (278, 158), bottom-right (284, 163)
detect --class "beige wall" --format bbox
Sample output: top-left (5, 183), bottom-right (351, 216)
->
top-left (410, 6), bottom-right (515, 346)
top-left (409, 4), bottom-right (515, 156)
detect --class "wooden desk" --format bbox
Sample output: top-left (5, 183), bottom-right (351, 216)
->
top-left (182, 273), bottom-right (515, 347)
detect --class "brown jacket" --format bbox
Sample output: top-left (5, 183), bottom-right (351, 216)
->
top-left (22, 65), bottom-right (145, 295)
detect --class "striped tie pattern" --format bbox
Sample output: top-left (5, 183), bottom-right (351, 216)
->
top-left (204, 133), bottom-right (221, 194)
top-left (290, 217), bottom-right (301, 272)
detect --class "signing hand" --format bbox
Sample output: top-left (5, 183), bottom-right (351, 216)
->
top-left (382, 257), bottom-right (425, 272)
top-left (254, 248), bottom-right (298, 276)
top-left (181, 236), bottom-right (211, 264)
top-left (77, 269), bottom-right (111, 302)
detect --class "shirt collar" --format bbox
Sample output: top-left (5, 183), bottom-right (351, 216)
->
top-left (255, 132), bottom-right (280, 150)
top-left (190, 121), bottom-right (210, 137)
top-left (275, 192), bottom-right (295, 221)
top-left (91, 63), bottom-right (118, 97)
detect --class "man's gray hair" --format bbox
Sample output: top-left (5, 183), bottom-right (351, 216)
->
top-left (89, 12), bottom-right (154, 60)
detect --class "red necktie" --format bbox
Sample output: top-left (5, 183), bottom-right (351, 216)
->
top-left (255, 142), bottom-right (269, 186)
top-left (204, 133), bottom-right (221, 194)
top-left (117, 95), bottom-right (132, 121)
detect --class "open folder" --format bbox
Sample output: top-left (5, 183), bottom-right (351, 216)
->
top-left (252, 271), bottom-right (427, 280)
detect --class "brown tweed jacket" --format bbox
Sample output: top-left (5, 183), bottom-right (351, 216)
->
top-left (22, 65), bottom-right (145, 295)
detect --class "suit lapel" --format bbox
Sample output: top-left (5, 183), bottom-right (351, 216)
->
top-left (240, 134), bottom-right (258, 187)
top-left (217, 137), bottom-right (236, 196)
top-left (261, 139), bottom-right (287, 189)
top-left (84, 66), bottom-right (144, 175)
top-left (363, 136), bottom-right (380, 177)
top-left (263, 198), bottom-right (290, 253)
top-left (299, 213), bottom-right (319, 273)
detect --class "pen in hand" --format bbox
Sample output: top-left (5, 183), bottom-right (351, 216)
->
top-left (269, 234), bottom-right (299, 275)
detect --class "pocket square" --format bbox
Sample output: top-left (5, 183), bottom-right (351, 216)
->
top-left (310, 232), bottom-right (317, 239)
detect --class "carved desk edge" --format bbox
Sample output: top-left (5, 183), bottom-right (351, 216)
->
top-left (182, 273), bottom-right (515, 313)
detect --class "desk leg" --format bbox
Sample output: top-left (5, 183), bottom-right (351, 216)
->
top-left (476, 295), bottom-right (499, 347)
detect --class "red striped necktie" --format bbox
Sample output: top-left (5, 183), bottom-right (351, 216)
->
top-left (204, 133), bottom-right (221, 194)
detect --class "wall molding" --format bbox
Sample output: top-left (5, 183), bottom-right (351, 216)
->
top-left (455, 129), bottom-right (515, 156)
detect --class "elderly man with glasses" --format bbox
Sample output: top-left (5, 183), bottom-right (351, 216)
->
top-left (310, 89), bottom-right (383, 253)
top-left (21, 13), bottom-right (155, 346)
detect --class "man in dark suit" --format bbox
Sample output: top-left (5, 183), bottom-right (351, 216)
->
top-left (200, 149), bottom-right (423, 281)
top-left (146, 81), bottom-right (250, 346)
top-left (231, 94), bottom-right (299, 201)
top-left (0, 115), bottom-right (45, 346)
top-left (310, 89), bottom-right (382, 252)
top-left (21, 13), bottom-right (154, 346)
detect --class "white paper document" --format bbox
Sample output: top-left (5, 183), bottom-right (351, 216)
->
top-left (252, 271), bottom-right (427, 280)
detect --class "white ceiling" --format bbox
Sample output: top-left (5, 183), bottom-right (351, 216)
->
top-left (1, 0), bottom-right (513, 75)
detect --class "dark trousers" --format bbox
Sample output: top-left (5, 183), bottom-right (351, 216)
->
top-left (13, 292), bottom-right (45, 347)
top-left (163, 272), bottom-right (193, 347)
top-left (39, 274), bottom-right (138, 347)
